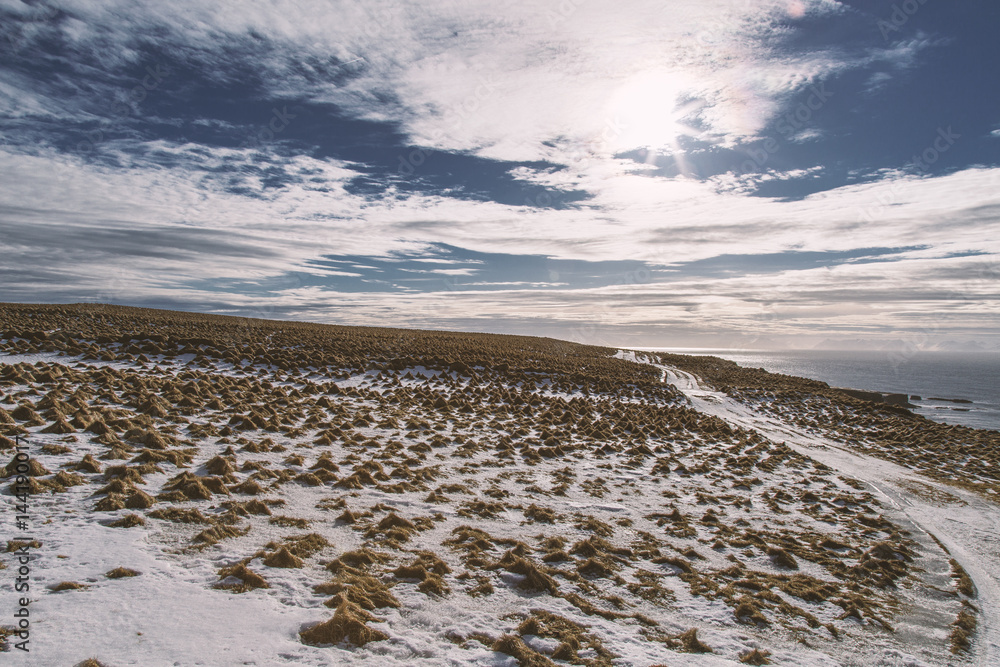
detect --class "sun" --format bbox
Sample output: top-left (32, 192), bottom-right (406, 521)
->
top-left (606, 71), bottom-right (696, 153)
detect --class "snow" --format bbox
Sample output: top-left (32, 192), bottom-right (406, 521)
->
top-left (648, 358), bottom-right (1000, 666)
top-left (0, 347), bottom-right (994, 666)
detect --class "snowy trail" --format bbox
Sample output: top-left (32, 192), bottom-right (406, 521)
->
top-left (643, 356), bottom-right (1000, 665)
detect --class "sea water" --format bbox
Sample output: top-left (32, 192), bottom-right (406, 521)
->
top-left (637, 347), bottom-right (1000, 432)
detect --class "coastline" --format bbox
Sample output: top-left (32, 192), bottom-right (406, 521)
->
top-left (628, 346), bottom-right (1000, 432)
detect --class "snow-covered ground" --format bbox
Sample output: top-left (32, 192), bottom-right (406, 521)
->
top-left (0, 339), bottom-right (990, 666)
top-left (648, 357), bottom-right (999, 666)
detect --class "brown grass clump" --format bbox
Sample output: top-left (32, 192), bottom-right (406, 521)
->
top-left (224, 499), bottom-right (272, 517)
top-left (294, 471), bottom-right (324, 486)
top-left (53, 471), bottom-right (86, 487)
top-left (577, 557), bottom-right (617, 579)
top-left (733, 597), bottom-right (769, 626)
top-left (263, 546), bottom-right (304, 568)
top-left (49, 581), bottom-right (89, 592)
top-left (73, 659), bottom-right (111, 667)
top-left (317, 572), bottom-right (400, 610)
top-left (148, 507), bottom-right (212, 524)
top-left (767, 547), bottom-right (798, 570)
top-left (231, 479), bottom-right (266, 495)
top-left (204, 455), bottom-right (236, 476)
top-left (740, 648), bottom-right (772, 665)
top-left (103, 465), bottom-right (147, 484)
top-left (523, 504), bottom-right (558, 524)
top-left (105, 567), bottom-right (141, 579)
top-left (268, 533), bottom-right (330, 559)
top-left (7, 539), bottom-right (42, 552)
top-left (193, 523), bottom-right (250, 546)
top-left (269, 515), bottom-right (310, 528)
top-left (515, 609), bottom-right (613, 664)
top-left (949, 603), bottom-right (977, 654)
top-left (94, 493), bottom-right (127, 512)
top-left (124, 490), bottom-right (156, 509)
top-left (517, 566), bottom-right (558, 595)
top-left (675, 628), bottom-right (712, 653)
top-left (491, 634), bottom-right (556, 667)
top-left (107, 513), bottom-right (146, 528)
top-left (215, 562), bottom-right (269, 592)
top-left (327, 548), bottom-right (391, 572)
top-left (950, 559), bottom-right (976, 597)
top-left (417, 573), bottom-right (451, 597)
top-left (626, 570), bottom-right (675, 606)
top-left (3, 457), bottom-right (51, 477)
top-left (299, 601), bottom-right (389, 647)
top-left (375, 512), bottom-right (417, 531)
top-left (94, 478), bottom-right (139, 497)
top-left (457, 500), bottom-right (506, 519)
top-left (463, 575), bottom-right (494, 597)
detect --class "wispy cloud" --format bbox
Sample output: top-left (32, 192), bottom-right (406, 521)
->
top-left (1, 0), bottom-right (998, 346)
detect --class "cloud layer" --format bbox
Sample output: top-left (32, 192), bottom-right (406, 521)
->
top-left (1, 0), bottom-right (998, 348)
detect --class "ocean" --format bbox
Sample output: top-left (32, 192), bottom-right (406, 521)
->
top-left (634, 347), bottom-right (1000, 432)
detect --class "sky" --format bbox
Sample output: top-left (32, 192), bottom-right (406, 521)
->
top-left (1, 0), bottom-right (999, 350)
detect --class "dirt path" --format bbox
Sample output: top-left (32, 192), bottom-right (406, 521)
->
top-left (655, 361), bottom-right (1000, 665)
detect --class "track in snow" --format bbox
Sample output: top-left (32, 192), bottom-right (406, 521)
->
top-left (640, 356), bottom-right (1000, 665)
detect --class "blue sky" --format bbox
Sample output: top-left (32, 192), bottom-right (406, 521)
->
top-left (1, 0), bottom-right (999, 349)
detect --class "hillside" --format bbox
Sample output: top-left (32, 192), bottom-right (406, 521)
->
top-left (0, 303), bottom-right (992, 666)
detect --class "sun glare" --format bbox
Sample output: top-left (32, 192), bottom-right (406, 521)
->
top-left (607, 71), bottom-right (695, 153)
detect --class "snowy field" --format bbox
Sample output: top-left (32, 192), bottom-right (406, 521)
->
top-left (0, 305), bottom-right (994, 666)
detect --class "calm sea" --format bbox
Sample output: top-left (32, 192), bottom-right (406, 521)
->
top-left (634, 347), bottom-right (1000, 432)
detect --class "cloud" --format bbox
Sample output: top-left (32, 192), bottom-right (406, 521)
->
top-left (1, 0), bottom-right (998, 346)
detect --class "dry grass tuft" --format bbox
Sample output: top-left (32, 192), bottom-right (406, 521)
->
top-left (677, 628), bottom-right (712, 653)
top-left (148, 507), bottom-right (212, 524)
top-left (7, 539), bottom-right (42, 552)
top-left (49, 581), bottom-right (89, 592)
top-left (328, 548), bottom-right (391, 572)
top-left (192, 523), bottom-right (250, 546)
top-left (299, 601), bottom-right (388, 647)
top-left (949, 603), bottom-right (977, 654)
top-left (950, 559), bottom-right (976, 597)
top-left (740, 648), bottom-right (772, 665)
top-left (105, 567), bottom-right (141, 579)
top-left (262, 546), bottom-right (304, 568)
top-left (317, 571), bottom-right (400, 610)
top-left (491, 634), bottom-right (556, 667)
top-left (215, 562), bottom-right (269, 592)
top-left (107, 513), bottom-right (146, 528)
top-left (269, 515), bottom-right (310, 528)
